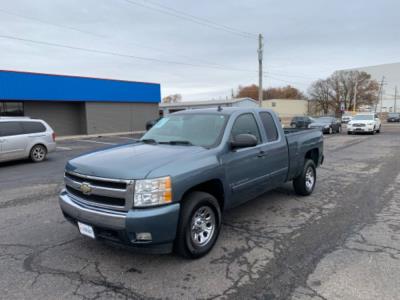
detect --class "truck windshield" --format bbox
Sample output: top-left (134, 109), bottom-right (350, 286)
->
top-left (141, 114), bottom-right (228, 147)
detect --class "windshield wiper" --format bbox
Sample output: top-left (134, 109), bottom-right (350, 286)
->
top-left (160, 140), bottom-right (193, 146)
top-left (141, 138), bottom-right (158, 144)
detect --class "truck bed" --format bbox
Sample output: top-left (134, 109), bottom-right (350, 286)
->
top-left (284, 128), bottom-right (323, 181)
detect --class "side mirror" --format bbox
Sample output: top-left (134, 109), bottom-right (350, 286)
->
top-left (231, 134), bottom-right (258, 149)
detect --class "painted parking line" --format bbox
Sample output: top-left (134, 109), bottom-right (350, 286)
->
top-left (56, 146), bottom-right (72, 151)
top-left (76, 139), bottom-right (117, 145)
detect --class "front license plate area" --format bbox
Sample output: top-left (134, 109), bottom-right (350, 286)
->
top-left (78, 222), bottom-right (95, 239)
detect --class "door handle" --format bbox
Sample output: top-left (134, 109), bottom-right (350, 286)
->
top-left (257, 150), bottom-right (268, 158)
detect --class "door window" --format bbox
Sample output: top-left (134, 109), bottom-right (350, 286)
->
top-left (231, 114), bottom-right (261, 143)
top-left (0, 122), bottom-right (24, 137)
top-left (259, 112), bottom-right (279, 142)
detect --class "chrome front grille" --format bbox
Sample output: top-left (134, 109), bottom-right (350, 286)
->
top-left (352, 123), bottom-right (365, 127)
top-left (64, 171), bottom-right (134, 212)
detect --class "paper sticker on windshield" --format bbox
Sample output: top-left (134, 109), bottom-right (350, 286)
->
top-left (154, 117), bottom-right (169, 128)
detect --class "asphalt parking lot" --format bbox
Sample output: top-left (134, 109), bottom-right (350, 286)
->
top-left (1, 125), bottom-right (400, 299)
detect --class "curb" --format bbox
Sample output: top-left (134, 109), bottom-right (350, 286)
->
top-left (55, 131), bottom-right (145, 141)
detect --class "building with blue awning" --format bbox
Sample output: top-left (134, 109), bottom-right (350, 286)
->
top-left (0, 70), bottom-right (161, 135)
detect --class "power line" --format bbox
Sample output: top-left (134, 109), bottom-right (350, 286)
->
top-left (0, 34), bottom-right (256, 72)
top-left (0, 9), bottom-right (104, 38)
top-left (123, 0), bottom-right (256, 39)
top-left (144, 0), bottom-right (257, 38)
top-left (0, 7), bottom-right (256, 72)
top-left (263, 74), bottom-right (310, 86)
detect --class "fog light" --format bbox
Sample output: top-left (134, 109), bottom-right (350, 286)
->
top-left (136, 232), bottom-right (152, 241)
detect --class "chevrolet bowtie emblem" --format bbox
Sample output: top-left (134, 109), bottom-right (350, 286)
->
top-left (80, 182), bottom-right (92, 195)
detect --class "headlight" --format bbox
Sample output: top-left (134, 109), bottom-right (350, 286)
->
top-left (367, 122), bottom-right (374, 126)
top-left (134, 176), bottom-right (172, 207)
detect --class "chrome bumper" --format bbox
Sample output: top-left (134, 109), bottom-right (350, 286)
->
top-left (59, 189), bottom-right (126, 230)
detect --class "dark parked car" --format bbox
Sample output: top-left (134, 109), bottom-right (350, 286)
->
top-left (290, 116), bottom-right (315, 128)
top-left (387, 113), bottom-right (400, 122)
top-left (309, 117), bottom-right (341, 134)
top-left (59, 108), bottom-right (324, 258)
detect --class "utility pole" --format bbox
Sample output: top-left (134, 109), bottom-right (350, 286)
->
top-left (379, 76), bottom-right (385, 114)
top-left (375, 76), bottom-right (385, 113)
top-left (353, 77), bottom-right (358, 113)
top-left (258, 33), bottom-right (263, 107)
top-left (394, 86), bottom-right (397, 113)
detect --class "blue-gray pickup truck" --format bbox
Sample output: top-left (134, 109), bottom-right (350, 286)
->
top-left (59, 108), bottom-right (324, 258)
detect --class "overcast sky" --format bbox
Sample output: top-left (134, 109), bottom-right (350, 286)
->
top-left (0, 0), bottom-right (399, 100)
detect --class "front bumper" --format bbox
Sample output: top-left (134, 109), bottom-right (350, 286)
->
top-left (59, 189), bottom-right (180, 253)
top-left (347, 126), bottom-right (374, 133)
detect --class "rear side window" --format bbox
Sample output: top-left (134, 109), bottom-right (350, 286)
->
top-left (231, 113), bottom-right (261, 143)
top-left (0, 121), bottom-right (24, 137)
top-left (22, 121), bottom-right (46, 134)
top-left (259, 112), bottom-right (279, 142)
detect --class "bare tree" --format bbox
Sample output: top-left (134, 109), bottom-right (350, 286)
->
top-left (308, 79), bottom-right (333, 115)
top-left (162, 94), bottom-right (182, 103)
top-left (309, 71), bottom-right (379, 115)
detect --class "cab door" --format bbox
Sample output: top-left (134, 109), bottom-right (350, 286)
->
top-left (0, 121), bottom-right (28, 161)
top-left (258, 112), bottom-right (289, 188)
top-left (222, 113), bottom-right (267, 207)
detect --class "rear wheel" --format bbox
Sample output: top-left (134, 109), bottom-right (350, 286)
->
top-left (30, 144), bottom-right (47, 162)
top-left (174, 192), bottom-right (221, 259)
top-left (293, 159), bottom-right (316, 196)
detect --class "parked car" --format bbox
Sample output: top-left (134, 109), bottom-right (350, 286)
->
top-left (145, 117), bottom-right (162, 131)
top-left (341, 114), bottom-right (353, 124)
top-left (309, 117), bottom-right (341, 134)
top-left (290, 116), bottom-right (315, 128)
top-left (347, 113), bottom-right (382, 134)
top-left (59, 108), bottom-right (324, 258)
top-left (0, 117), bottom-right (56, 163)
top-left (387, 112), bottom-right (400, 123)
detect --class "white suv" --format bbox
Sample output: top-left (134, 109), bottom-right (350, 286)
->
top-left (0, 117), bottom-right (56, 163)
top-left (347, 113), bottom-right (381, 135)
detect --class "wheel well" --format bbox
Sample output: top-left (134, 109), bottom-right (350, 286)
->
top-left (30, 143), bottom-right (48, 153)
top-left (305, 148), bottom-right (319, 166)
top-left (182, 179), bottom-right (225, 210)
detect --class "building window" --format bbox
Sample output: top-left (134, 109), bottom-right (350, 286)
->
top-left (0, 102), bottom-right (24, 116)
top-left (272, 102), bottom-right (276, 107)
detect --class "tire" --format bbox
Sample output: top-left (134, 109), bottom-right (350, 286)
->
top-left (347, 131), bottom-right (352, 135)
top-left (377, 126), bottom-right (381, 133)
top-left (293, 159), bottom-right (316, 196)
top-left (174, 191), bottom-right (221, 259)
top-left (30, 144), bottom-right (47, 162)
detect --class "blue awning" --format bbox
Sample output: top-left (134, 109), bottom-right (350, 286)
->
top-left (0, 70), bottom-right (161, 103)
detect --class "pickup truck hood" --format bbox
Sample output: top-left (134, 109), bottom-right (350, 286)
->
top-left (66, 143), bottom-right (206, 180)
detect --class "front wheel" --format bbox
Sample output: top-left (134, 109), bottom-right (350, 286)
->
top-left (377, 126), bottom-right (381, 133)
top-left (174, 192), bottom-right (221, 259)
top-left (293, 159), bottom-right (316, 196)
